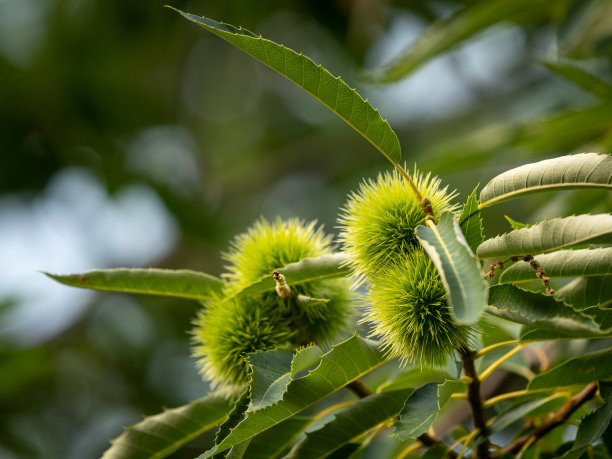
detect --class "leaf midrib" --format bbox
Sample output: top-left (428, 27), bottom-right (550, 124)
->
top-left (480, 182), bottom-right (612, 208)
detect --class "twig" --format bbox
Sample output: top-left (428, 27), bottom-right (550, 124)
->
top-left (496, 382), bottom-right (598, 457)
top-left (346, 379), bottom-right (373, 398)
top-left (459, 348), bottom-right (491, 459)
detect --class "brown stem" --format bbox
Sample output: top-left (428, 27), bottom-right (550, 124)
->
top-left (418, 432), bottom-right (459, 459)
top-left (460, 348), bottom-right (491, 459)
top-left (496, 382), bottom-right (598, 457)
top-left (345, 379), bottom-right (373, 399)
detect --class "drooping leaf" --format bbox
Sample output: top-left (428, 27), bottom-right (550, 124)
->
top-left (248, 345), bottom-right (322, 411)
top-left (286, 389), bottom-right (412, 458)
top-left (241, 416), bottom-right (314, 459)
top-left (544, 60), bottom-right (612, 100)
top-left (562, 382), bottom-right (612, 459)
top-left (416, 212), bottom-right (488, 324)
top-left (504, 215), bottom-right (530, 230)
top-left (102, 394), bottom-right (234, 459)
top-left (556, 276), bottom-right (612, 309)
top-left (458, 187), bottom-right (484, 254)
top-left (172, 9), bottom-right (402, 165)
top-left (487, 284), bottom-right (608, 338)
top-left (199, 335), bottom-right (387, 457)
top-left (230, 253), bottom-right (350, 300)
top-left (476, 214), bottom-right (612, 259)
top-left (529, 348), bottom-right (612, 390)
top-left (499, 248), bottom-right (612, 283)
top-left (520, 306), bottom-right (612, 340)
top-left (45, 268), bottom-right (224, 301)
top-left (393, 380), bottom-right (464, 440)
top-left (479, 153), bottom-right (612, 208)
top-left (370, 0), bottom-right (559, 83)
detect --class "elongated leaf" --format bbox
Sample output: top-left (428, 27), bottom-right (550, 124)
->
top-left (416, 212), bottom-right (488, 324)
top-left (230, 253), bottom-right (350, 300)
top-left (544, 61), bottom-right (612, 100)
top-left (529, 348), bottom-right (612, 390)
top-left (241, 416), bottom-right (313, 459)
top-left (200, 335), bottom-right (387, 457)
top-left (479, 153), bottom-right (612, 207)
top-left (102, 394), bottom-right (233, 459)
top-left (248, 345), bottom-right (322, 411)
top-left (45, 268), bottom-right (224, 301)
top-left (214, 389), bottom-right (251, 457)
top-left (504, 215), bottom-right (530, 230)
top-left (488, 394), bottom-right (566, 435)
top-left (499, 248), bottom-right (612, 283)
top-left (556, 276), bottom-right (612, 309)
top-left (393, 380), bottom-right (463, 440)
top-left (172, 9), bottom-right (401, 164)
top-left (562, 382), bottom-right (612, 459)
top-left (487, 284), bottom-right (608, 338)
top-left (371, 0), bottom-right (558, 82)
top-left (458, 187), bottom-right (484, 254)
top-left (286, 389), bottom-right (412, 458)
top-left (476, 214), bottom-right (612, 259)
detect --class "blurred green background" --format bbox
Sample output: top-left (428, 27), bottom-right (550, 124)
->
top-left (1, 0), bottom-right (610, 457)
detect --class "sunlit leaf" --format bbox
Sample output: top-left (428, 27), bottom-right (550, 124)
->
top-left (102, 394), bottom-right (233, 459)
top-left (171, 9), bottom-right (402, 165)
top-left (487, 284), bottom-right (608, 338)
top-left (458, 187), bottom-right (484, 254)
top-left (45, 268), bottom-right (224, 301)
top-left (416, 212), bottom-right (488, 324)
top-left (556, 276), bottom-right (612, 309)
top-left (199, 335), bottom-right (387, 457)
top-left (504, 215), bottom-right (530, 230)
top-left (241, 416), bottom-right (313, 459)
top-left (214, 389), bottom-right (251, 456)
top-left (479, 153), bottom-right (612, 207)
top-left (499, 248), bottom-right (612, 283)
top-left (229, 253), bottom-right (350, 300)
top-left (476, 214), bottom-right (612, 259)
top-left (529, 348), bottom-right (612, 390)
top-left (488, 394), bottom-right (566, 435)
top-left (286, 389), bottom-right (412, 458)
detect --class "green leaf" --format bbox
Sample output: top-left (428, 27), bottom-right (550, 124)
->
top-left (504, 215), bottom-right (530, 230)
top-left (213, 390), bottom-right (251, 458)
top-left (393, 380), bottom-right (464, 440)
top-left (499, 248), bottom-right (612, 283)
top-left (45, 268), bottom-right (224, 301)
top-left (171, 9), bottom-right (401, 165)
top-left (377, 367), bottom-right (452, 393)
top-left (488, 394), bottom-right (566, 435)
top-left (476, 214), bottom-right (612, 259)
top-left (248, 349), bottom-right (295, 412)
top-left (556, 276), bottom-right (612, 309)
top-left (479, 153), bottom-right (612, 207)
top-left (529, 348), bottom-right (612, 390)
top-left (487, 284), bottom-right (608, 338)
top-left (562, 382), bottom-right (612, 459)
top-left (230, 253), bottom-right (350, 300)
top-left (102, 394), bottom-right (234, 459)
top-left (370, 0), bottom-right (558, 83)
top-left (544, 60), bottom-right (612, 100)
top-left (199, 335), bottom-right (387, 457)
top-left (286, 389), bottom-right (412, 458)
top-left (241, 416), bottom-right (313, 459)
top-left (415, 212), bottom-right (488, 324)
top-left (248, 345), bottom-right (322, 411)
top-left (458, 187), bottom-right (484, 254)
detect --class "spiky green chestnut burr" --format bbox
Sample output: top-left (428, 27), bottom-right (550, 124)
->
top-left (338, 168), bottom-right (457, 283)
top-left (192, 294), bottom-right (293, 390)
top-left (193, 217), bottom-right (353, 389)
top-left (364, 248), bottom-right (472, 366)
